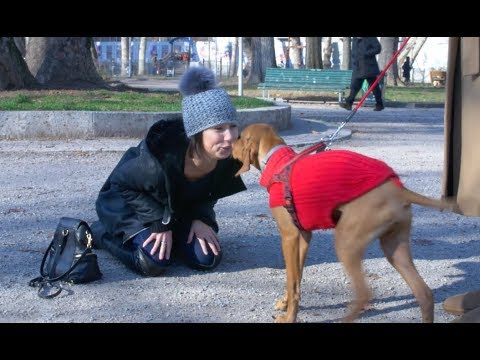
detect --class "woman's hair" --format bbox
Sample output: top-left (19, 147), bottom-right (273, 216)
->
top-left (187, 132), bottom-right (204, 158)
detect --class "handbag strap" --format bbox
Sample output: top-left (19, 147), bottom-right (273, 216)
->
top-left (28, 277), bottom-right (63, 299)
top-left (28, 222), bottom-right (93, 299)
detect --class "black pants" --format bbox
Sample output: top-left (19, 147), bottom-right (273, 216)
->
top-left (94, 220), bottom-right (222, 277)
top-left (345, 76), bottom-right (383, 106)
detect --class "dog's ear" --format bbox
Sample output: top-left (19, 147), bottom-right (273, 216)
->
top-left (234, 136), bottom-right (260, 176)
top-left (234, 139), bottom-right (252, 176)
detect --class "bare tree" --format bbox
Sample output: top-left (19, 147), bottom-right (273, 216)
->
top-left (138, 37), bottom-right (147, 75)
top-left (0, 37), bottom-right (37, 90)
top-left (397, 37), bottom-right (427, 81)
top-left (229, 37), bottom-right (238, 78)
top-left (245, 37), bottom-right (262, 84)
top-left (89, 39), bottom-right (100, 71)
top-left (305, 37), bottom-right (322, 69)
top-left (397, 37), bottom-right (427, 67)
top-left (288, 37), bottom-right (303, 69)
top-left (341, 37), bottom-right (351, 70)
top-left (260, 37), bottom-right (276, 71)
top-left (244, 37), bottom-right (276, 85)
top-left (121, 37), bottom-right (129, 77)
top-left (378, 37), bottom-right (399, 86)
top-left (25, 37), bottom-right (104, 88)
top-left (322, 37), bottom-right (332, 69)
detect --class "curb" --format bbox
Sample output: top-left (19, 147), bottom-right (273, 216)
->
top-left (284, 99), bottom-right (444, 109)
top-left (0, 105), bottom-right (291, 140)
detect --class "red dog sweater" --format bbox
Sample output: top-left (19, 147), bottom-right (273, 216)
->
top-left (259, 147), bottom-right (402, 231)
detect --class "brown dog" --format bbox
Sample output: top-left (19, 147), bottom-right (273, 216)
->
top-left (232, 123), bottom-right (458, 323)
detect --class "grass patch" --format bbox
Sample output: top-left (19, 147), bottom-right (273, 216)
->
top-left (0, 79), bottom-right (444, 111)
top-left (0, 89), bottom-right (274, 111)
top-left (383, 86), bottom-right (445, 103)
top-left (219, 77), bottom-right (446, 104)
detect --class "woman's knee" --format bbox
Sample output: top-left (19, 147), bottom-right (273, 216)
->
top-left (132, 229), bottom-right (171, 277)
top-left (183, 238), bottom-right (223, 271)
top-left (133, 247), bottom-right (170, 277)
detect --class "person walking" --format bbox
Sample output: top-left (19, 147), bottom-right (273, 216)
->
top-left (442, 37), bottom-right (480, 322)
top-left (402, 56), bottom-right (413, 85)
top-left (339, 37), bottom-right (384, 111)
top-left (91, 66), bottom-right (246, 277)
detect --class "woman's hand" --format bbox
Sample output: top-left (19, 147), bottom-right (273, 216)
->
top-left (143, 231), bottom-right (173, 260)
top-left (187, 220), bottom-right (220, 256)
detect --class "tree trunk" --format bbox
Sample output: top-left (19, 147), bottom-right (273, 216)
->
top-left (288, 37), bottom-right (303, 69)
top-left (138, 37), bottom-right (146, 75)
top-left (341, 37), bottom-right (351, 70)
top-left (0, 37), bottom-right (37, 90)
top-left (244, 37), bottom-right (276, 85)
top-left (305, 37), bottom-right (322, 69)
top-left (246, 37), bottom-right (262, 85)
top-left (229, 37), bottom-right (238, 77)
top-left (260, 37), bottom-right (276, 74)
top-left (243, 37), bottom-right (253, 79)
top-left (397, 37), bottom-right (427, 68)
top-left (322, 37), bottom-right (332, 69)
top-left (397, 37), bottom-right (427, 80)
top-left (25, 37), bottom-right (104, 88)
top-left (409, 37), bottom-right (427, 66)
top-left (13, 37), bottom-right (26, 58)
top-left (121, 37), bottom-right (129, 77)
top-left (378, 37), bottom-right (399, 86)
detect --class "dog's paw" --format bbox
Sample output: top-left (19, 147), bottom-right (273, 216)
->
top-left (274, 297), bottom-right (288, 311)
top-left (342, 301), bottom-right (370, 322)
top-left (273, 313), bottom-right (289, 323)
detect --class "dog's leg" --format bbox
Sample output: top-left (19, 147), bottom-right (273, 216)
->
top-left (379, 216), bottom-right (434, 323)
top-left (334, 230), bottom-right (372, 322)
top-left (274, 229), bottom-right (312, 312)
top-left (271, 207), bottom-right (304, 323)
top-left (334, 203), bottom-right (378, 322)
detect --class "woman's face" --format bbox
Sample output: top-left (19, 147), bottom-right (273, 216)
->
top-left (201, 122), bottom-right (239, 160)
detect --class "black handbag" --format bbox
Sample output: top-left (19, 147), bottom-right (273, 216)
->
top-left (29, 217), bottom-right (102, 299)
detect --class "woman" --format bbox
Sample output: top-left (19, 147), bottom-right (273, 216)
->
top-left (91, 66), bottom-right (246, 276)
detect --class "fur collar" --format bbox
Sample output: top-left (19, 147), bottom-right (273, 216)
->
top-left (145, 119), bottom-right (189, 163)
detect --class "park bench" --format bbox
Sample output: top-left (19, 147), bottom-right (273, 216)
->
top-left (258, 68), bottom-right (353, 101)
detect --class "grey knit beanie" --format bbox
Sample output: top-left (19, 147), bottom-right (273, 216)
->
top-left (179, 66), bottom-right (238, 137)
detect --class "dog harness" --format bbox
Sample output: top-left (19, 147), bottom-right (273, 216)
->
top-left (262, 143), bottom-right (326, 231)
top-left (259, 147), bottom-right (402, 231)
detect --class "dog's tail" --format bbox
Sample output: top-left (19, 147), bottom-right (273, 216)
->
top-left (401, 187), bottom-right (460, 213)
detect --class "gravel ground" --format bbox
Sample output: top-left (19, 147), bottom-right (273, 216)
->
top-left (1, 103), bottom-right (479, 324)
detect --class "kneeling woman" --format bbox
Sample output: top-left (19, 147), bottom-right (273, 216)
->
top-left (91, 67), bottom-right (246, 276)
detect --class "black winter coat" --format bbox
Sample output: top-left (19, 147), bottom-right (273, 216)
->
top-left (95, 119), bottom-right (247, 243)
top-left (351, 37), bottom-right (381, 79)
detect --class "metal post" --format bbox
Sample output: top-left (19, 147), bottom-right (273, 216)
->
top-left (238, 37), bottom-right (243, 96)
top-left (128, 37), bottom-right (133, 78)
top-left (208, 37), bottom-right (211, 70)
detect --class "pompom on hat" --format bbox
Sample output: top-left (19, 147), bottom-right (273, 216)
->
top-left (179, 66), bottom-right (238, 137)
